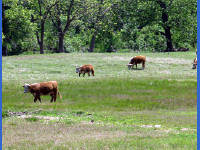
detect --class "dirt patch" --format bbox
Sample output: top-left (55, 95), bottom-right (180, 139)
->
top-left (17, 115), bottom-right (61, 121)
top-left (103, 56), bottom-right (130, 62)
top-left (5, 110), bottom-right (42, 118)
top-left (3, 115), bottom-right (196, 148)
top-left (3, 120), bottom-right (127, 147)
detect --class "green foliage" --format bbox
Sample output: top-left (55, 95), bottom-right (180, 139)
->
top-left (2, 111), bottom-right (9, 118)
top-left (64, 35), bottom-right (87, 52)
top-left (170, 0), bottom-right (197, 48)
top-left (136, 25), bottom-right (166, 52)
top-left (25, 117), bottom-right (39, 122)
top-left (2, 0), bottom-right (197, 55)
top-left (95, 31), bottom-right (123, 52)
top-left (118, 0), bottom-right (197, 51)
top-left (3, 0), bottom-right (36, 55)
top-left (2, 32), bottom-right (5, 42)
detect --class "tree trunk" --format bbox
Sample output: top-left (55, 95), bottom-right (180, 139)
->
top-left (36, 21), bottom-right (45, 54)
top-left (39, 41), bottom-right (44, 54)
top-left (157, 0), bottom-right (174, 51)
top-left (2, 45), bottom-right (7, 56)
top-left (164, 26), bottom-right (173, 51)
top-left (88, 32), bottom-right (96, 52)
top-left (2, 4), bottom-right (9, 56)
top-left (58, 33), bottom-right (64, 53)
top-left (40, 21), bottom-right (45, 54)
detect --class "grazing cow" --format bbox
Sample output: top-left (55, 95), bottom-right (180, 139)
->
top-left (76, 64), bottom-right (95, 77)
top-left (23, 81), bottom-right (62, 103)
top-left (192, 57), bottom-right (197, 69)
top-left (127, 55), bottom-right (146, 70)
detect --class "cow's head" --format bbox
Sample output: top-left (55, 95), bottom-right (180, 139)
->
top-left (23, 83), bottom-right (30, 93)
top-left (127, 64), bottom-right (133, 70)
top-left (76, 66), bottom-right (80, 73)
top-left (192, 58), bottom-right (197, 69)
top-left (192, 64), bottom-right (197, 69)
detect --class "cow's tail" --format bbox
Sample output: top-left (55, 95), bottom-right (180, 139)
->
top-left (58, 90), bottom-right (62, 99)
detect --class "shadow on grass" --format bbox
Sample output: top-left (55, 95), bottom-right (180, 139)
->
top-left (131, 68), bottom-right (144, 70)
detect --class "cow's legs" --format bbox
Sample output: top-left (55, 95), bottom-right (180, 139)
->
top-left (79, 72), bottom-right (81, 77)
top-left (131, 64), bottom-right (135, 69)
top-left (83, 73), bottom-right (85, 77)
top-left (33, 93), bottom-right (38, 103)
top-left (34, 97), bottom-right (37, 103)
top-left (135, 63), bottom-right (137, 69)
top-left (88, 72), bottom-right (90, 76)
top-left (142, 62), bottom-right (145, 69)
top-left (92, 70), bottom-right (95, 76)
top-left (50, 94), bottom-right (54, 103)
top-left (54, 90), bottom-right (57, 102)
top-left (54, 94), bottom-right (57, 102)
top-left (38, 96), bottom-right (41, 103)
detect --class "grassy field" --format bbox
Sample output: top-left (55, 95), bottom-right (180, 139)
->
top-left (2, 52), bottom-right (197, 150)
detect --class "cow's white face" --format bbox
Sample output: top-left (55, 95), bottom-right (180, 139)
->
top-left (23, 83), bottom-right (30, 93)
top-left (76, 67), bottom-right (80, 73)
top-left (192, 64), bottom-right (197, 69)
top-left (127, 64), bottom-right (133, 70)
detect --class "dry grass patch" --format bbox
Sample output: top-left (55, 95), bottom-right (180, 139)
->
top-left (147, 57), bottom-right (192, 65)
top-left (3, 119), bottom-right (125, 147)
top-left (3, 117), bottom-right (196, 150)
top-left (3, 118), bottom-right (173, 149)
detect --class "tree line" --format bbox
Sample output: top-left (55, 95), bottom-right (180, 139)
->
top-left (2, 0), bottom-right (197, 56)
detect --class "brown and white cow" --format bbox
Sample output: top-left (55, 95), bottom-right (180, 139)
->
top-left (76, 64), bottom-right (95, 77)
top-left (127, 55), bottom-right (146, 70)
top-left (192, 57), bottom-right (197, 69)
top-left (23, 81), bottom-right (62, 103)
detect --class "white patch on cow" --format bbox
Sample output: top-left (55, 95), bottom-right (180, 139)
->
top-left (23, 83), bottom-right (30, 93)
top-left (31, 83), bottom-right (38, 85)
top-left (127, 64), bottom-right (133, 70)
top-left (76, 66), bottom-right (80, 73)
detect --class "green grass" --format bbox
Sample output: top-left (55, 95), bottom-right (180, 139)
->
top-left (2, 52), bottom-right (197, 149)
top-left (25, 117), bottom-right (39, 122)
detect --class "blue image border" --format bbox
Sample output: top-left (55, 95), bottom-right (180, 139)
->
top-left (197, 0), bottom-right (200, 149)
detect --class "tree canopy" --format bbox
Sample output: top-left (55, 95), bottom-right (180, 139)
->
top-left (2, 0), bottom-right (197, 55)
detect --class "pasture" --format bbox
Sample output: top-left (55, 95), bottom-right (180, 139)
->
top-left (2, 52), bottom-right (197, 150)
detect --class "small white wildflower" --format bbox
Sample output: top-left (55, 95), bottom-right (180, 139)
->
top-left (181, 128), bottom-right (189, 131)
top-left (154, 125), bottom-right (161, 128)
